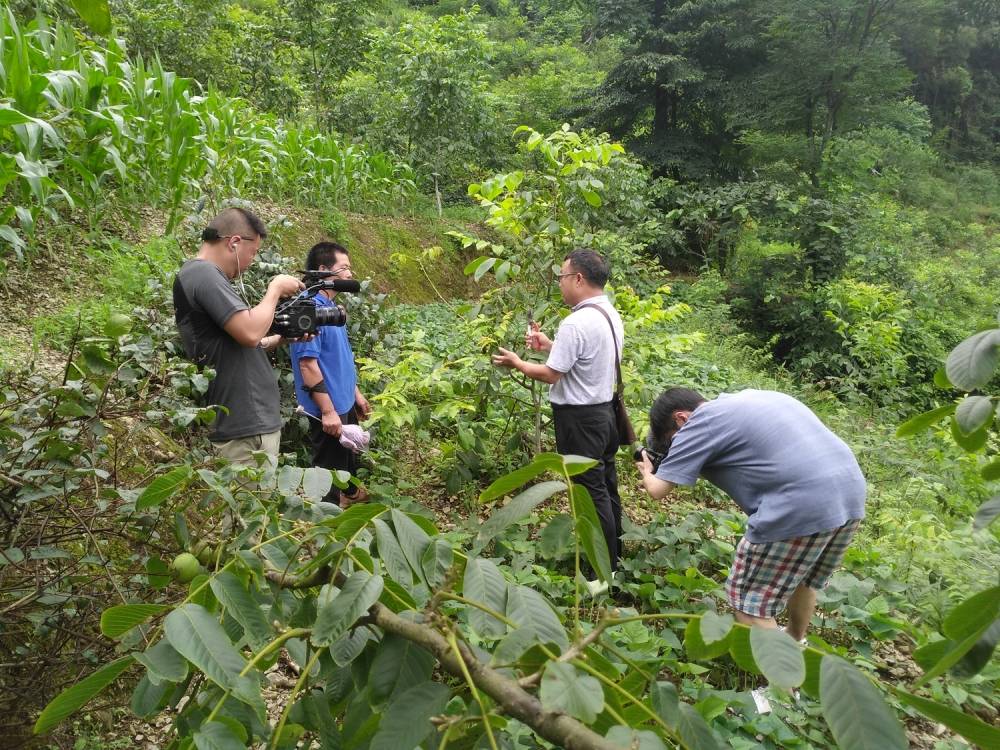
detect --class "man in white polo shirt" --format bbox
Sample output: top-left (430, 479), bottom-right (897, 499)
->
top-left (492, 249), bottom-right (625, 576)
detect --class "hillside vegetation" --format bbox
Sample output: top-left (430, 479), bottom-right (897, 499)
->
top-left (1, 2), bottom-right (999, 750)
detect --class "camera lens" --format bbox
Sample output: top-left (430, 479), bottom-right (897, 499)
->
top-left (315, 306), bottom-right (347, 327)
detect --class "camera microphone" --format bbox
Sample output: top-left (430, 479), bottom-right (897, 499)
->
top-left (326, 279), bottom-right (361, 293)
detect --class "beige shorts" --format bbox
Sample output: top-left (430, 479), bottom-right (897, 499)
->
top-left (212, 430), bottom-right (280, 469)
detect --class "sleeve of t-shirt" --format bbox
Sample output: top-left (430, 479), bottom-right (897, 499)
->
top-left (187, 262), bottom-right (247, 327)
top-left (545, 320), bottom-right (583, 373)
top-left (291, 334), bottom-right (322, 361)
top-left (653, 413), bottom-right (722, 486)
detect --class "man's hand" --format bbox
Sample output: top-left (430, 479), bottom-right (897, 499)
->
top-left (635, 449), bottom-right (654, 477)
top-left (268, 274), bottom-right (305, 298)
top-left (525, 321), bottom-right (552, 352)
top-left (492, 347), bottom-right (524, 370)
top-left (636, 452), bottom-right (674, 500)
top-left (321, 410), bottom-right (343, 438)
top-left (355, 392), bottom-right (371, 420)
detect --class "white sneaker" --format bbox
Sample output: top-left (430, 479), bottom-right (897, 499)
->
top-left (585, 575), bottom-right (612, 597)
top-left (750, 687), bottom-right (772, 714)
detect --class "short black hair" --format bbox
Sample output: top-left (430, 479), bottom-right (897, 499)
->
top-left (306, 241), bottom-right (349, 271)
top-left (565, 249), bottom-right (610, 287)
top-left (201, 207), bottom-right (267, 242)
top-left (649, 387), bottom-right (706, 442)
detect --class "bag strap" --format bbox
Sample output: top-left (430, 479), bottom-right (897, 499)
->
top-left (577, 303), bottom-right (624, 396)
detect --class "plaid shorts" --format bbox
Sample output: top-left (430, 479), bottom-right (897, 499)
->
top-left (725, 519), bottom-right (860, 618)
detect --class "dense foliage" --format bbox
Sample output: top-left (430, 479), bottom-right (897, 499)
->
top-left (1, 1), bottom-right (999, 749)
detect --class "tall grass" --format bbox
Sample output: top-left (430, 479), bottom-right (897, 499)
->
top-left (0, 10), bottom-right (416, 262)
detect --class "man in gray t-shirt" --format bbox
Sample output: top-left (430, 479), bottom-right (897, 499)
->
top-left (173, 208), bottom-right (304, 465)
top-left (636, 388), bottom-right (866, 641)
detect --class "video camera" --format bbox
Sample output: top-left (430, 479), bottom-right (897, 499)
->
top-left (269, 270), bottom-right (361, 339)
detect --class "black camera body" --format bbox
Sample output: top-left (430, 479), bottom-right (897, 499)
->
top-left (270, 297), bottom-right (347, 338)
top-left (269, 272), bottom-right (361, 338)
top-left (633, 446), bottom-right (666, 473)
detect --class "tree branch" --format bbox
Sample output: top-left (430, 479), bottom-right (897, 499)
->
top-left (267, 564), bottom-right (623, 750)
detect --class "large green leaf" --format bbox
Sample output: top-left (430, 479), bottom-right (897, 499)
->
top-left (192, 719), bottom-right (247, 750)
top-left (653, 684), bottom-right (724, 750)
top-left (420, 538), bottom-right (453, 588)
top-left (570, 485), bottom-right (612, 583)
top-left (100, 603), bottom-right (169, 638)
top-left (134, 638), bottom-right (188, 685)
top-left (34, 656), bottom-right (133, 734)
top-left (506, 584), bottom-right (568, 650)
top-left (954, 395), bottom-right (995, 436)
top-left (676, 702), bottom-right (725, 750)
top-left (750, 627), bottom-right (805, 689)
top-left (379, 576), bottom-right (417, 613)
top-left (539, 513), bottom-right (574, 557)
top-left (605, 727), bottom-right (668, 750)
top-left (369, 682), bottom-right (450, 750)
top-left (477, 480), bottom-right (566, 548)
top-left (980, 460), bottom-right (1000, 482)
top-left (164, 604), bottom-right (247, 690)
top-left (540, 662), bottom-right (604, 722)
top-left (136, 465), bottom-right (192, 510)
top-left (312, 571), bottom-right (384, 648)
top-left (727, 625), bottom-right (759, 674)
top-left (368, 634), bottom-right (435, 705)
top-left (973, 495), bottom-right (1000, 531)
top-left (373, 519), bottom-right (413, 585)
top-left (894, 687), bottom-right (1000, 749)
top-left (942, 586), bottom-right (1000, 641)
top-left (820, 656), bottom-right (907, 750)
top-left (209, 571), bottom-right (272, 651)
top-left (331, 503), bottom-right (386, 541)
top-left (951, 618), bottom-right (1000, 680)
top-left (330, 626), bottom-right (374, 667)
top-left (292, 691), bottom-right (341, 749)
top-left (69, 0), bottom-right (112, 35)
top-left (130, 675), bottom-right (171, 718)
top-left (685, 617), bottom-right (730, 661)
top-left (479, 459), bottom-right (552, 501)
top-left (390, 508), bottom-right (431, 582)
top-left (918, 619), bottom-right (1000, 685)
top-left (0, 108), bottom-right (33, 126)
top-left (462, 557), bottom-right (509, 637)
top-left (699, 612), bottom-right (734, 645)
top-left (895, 403), bottom-right (955, 437)
top-left (946, 328), bottom-right (1000, 391)
top-left (950, 416), bottom-right (989, 452)
top-left (561, 454), bottom-right (599, 476)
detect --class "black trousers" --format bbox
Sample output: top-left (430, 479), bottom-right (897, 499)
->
top-left (552, 401), bottom-right (622, 572)
top-left (308, 406), bottom-right (359, 505)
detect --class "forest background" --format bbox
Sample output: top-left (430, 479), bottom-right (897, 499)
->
top-left (1, 1), bottom-right (999, 749)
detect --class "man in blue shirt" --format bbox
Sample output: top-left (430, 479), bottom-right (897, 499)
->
top-left (290, 242), bottom-right (371, 506)
top-left (636, 388), bottom-right (866, 641)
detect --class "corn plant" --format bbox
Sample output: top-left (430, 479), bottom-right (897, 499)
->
top-left (0, 10), bottom-right (416, 263)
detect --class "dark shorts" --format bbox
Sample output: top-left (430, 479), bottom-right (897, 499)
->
top-left (725, 519), bottom-right (860, 618)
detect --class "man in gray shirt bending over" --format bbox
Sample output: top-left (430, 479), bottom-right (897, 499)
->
top-left (492, 249), bottom-right (625, 578)
top-left (173, 207), bottom-right (304, 466)
top-left (636, 388), bottom-right (866, 641)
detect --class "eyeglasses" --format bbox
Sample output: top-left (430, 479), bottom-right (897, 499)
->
top-left (553, 271), bottom-right (579, 282)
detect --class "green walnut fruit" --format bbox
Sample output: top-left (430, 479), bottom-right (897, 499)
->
top-left (190, 539), bottom-right (213, 566)
top-left (171, 552), bottom-right (202, 583)
top-left (105, 312), bottom-right (133, 338)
